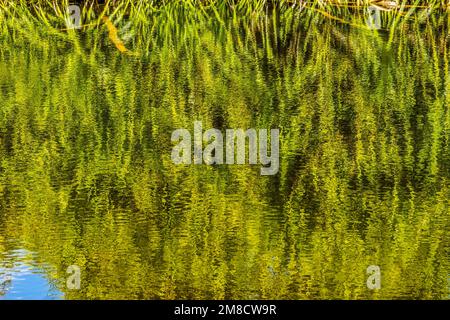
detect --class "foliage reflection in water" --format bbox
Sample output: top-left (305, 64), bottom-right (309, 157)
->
top-left (0, 4), bottom-right (449, 299)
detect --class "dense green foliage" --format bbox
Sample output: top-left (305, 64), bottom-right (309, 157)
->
top-left (0, 3), bottom-right (449, 299)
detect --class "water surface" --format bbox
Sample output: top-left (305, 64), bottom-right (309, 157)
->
top-left (0, 7), bottom-right (449, 299)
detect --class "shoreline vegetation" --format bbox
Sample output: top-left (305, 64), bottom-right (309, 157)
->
top-left (1, 1), bottom-right (449, 19)
top-left (0, 0), bottom-right (449, 53)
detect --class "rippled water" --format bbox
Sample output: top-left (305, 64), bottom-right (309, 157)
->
top-left (0, 6), bottom-right (449, 299)
top-left (0, 247), bottom-right (61, 300)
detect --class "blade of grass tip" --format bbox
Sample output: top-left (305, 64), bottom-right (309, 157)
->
top-left (97, 0), bottom-right (112, 24)
top-left (387, 0), bottom-right (407, 47)
top-left (211, 1), bottom-right (225, 26)
top-left (110, 1), bottom-right (126, 23)
top-left (33, 4), bottom-right (51, 27)
top-left (50, 0), bottom-right (64, 19)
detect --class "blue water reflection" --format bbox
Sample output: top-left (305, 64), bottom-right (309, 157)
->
top-left (0, 249), bottom-right (62, 300)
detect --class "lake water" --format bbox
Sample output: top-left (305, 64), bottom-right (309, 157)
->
top-left (0, 247), bottom-right (61, 300)
top-left (0, 5), bottom-right (449, 299)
